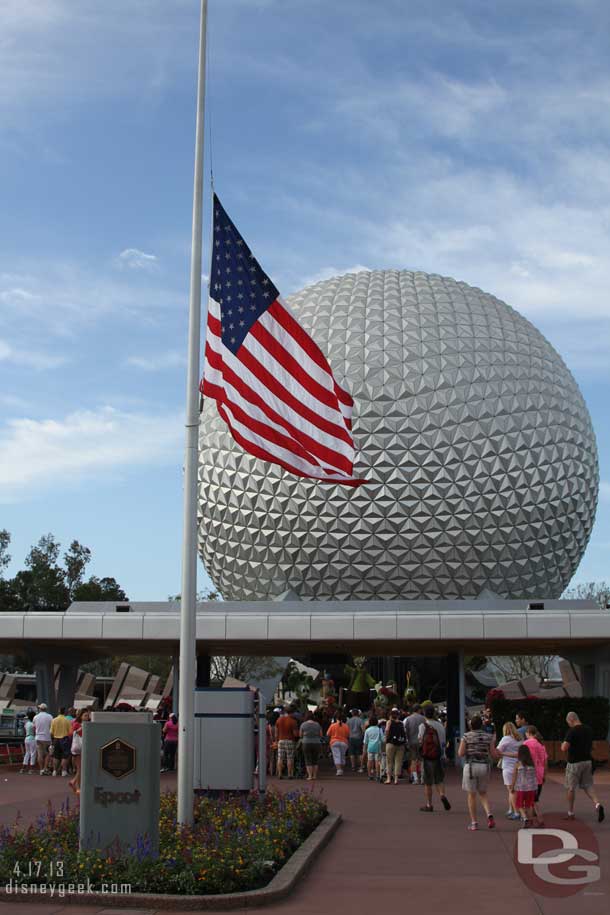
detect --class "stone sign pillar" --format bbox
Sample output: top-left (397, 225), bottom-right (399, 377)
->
top-left (79, 711), bottom-right (161, 854)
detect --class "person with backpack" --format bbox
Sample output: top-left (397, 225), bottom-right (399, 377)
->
top-left (384, 708), bottom-right (406, 784)
top-left (418, 704), bottom-right (451, 812)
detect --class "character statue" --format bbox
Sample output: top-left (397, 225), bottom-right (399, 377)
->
top-left (403, 670), bottom-right (418, 707)
top-left (373, 680), bottom-right (399, 712)
top-left (344, 656), bottom-right (376, 710)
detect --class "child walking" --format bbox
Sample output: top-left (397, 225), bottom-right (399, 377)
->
top-left (363, 716), bottom-right (383, 781)
top-left (511, 744), bottom-right (539, 827)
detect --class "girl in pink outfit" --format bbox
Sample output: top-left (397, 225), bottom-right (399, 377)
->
top-left (524, 726), bottom-right (548, 825)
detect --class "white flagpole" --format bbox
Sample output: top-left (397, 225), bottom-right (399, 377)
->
top-left (177, 0), bottom-right (207, 827)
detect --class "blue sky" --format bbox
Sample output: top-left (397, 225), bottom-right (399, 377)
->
top-left (1, 0), bottom-right (609, 600)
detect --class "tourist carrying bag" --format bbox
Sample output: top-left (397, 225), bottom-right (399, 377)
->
top-left (387, 720), bottom-right (406, 746)
top-left (421, 723), bottom-right (441, 760)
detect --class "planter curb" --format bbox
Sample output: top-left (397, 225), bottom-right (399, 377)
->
top-left (0, 811), bottom-right (342, 911)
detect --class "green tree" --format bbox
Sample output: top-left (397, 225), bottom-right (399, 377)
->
top-left (64, 540), bottom-right (92, 597)
top-left (73, 577), bottom-right (128, 602)
top-left (168, 589), bottom-right (221, 601)
top-left (21, 535), bottom-right (69, 611)
top-left (0, 532), bottom-right (128, 613)
top-left (0, 530), bottom-right (10, 577)
top-left (210, 655), bottom-right (284, 685)
top-left (563, 581), bottom-right (610, 609)
top-left (0, 578), bottom-right (20, 612)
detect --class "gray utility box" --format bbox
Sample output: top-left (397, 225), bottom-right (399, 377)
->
top-left (194, 687), bottom-right (254, 790)
top-left (79, 711), bottom-right (161, 854)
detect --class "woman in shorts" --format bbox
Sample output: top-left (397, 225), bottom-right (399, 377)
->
top-left (458, 714), bottom-right (499, 831)
top-left (299, 712), bottom-right (322, 780)
top-left (496, 722), bottom-right (522, 819)
top-left (68, 708), bottom-right (90, 795)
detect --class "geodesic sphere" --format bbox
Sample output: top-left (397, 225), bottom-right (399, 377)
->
top-left (198, 270), bottom-right (598, 601)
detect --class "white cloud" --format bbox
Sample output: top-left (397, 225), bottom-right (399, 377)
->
top-left (0, 337), bottom-right (66, 370)
top-left (0, 394), bottom-right (31, 410)
top-left (117, 249), bottom-right (158, 271)
top-left (0, 406), bottom-right (182, 502)
top-left (126, 351), bottom-right (185, 371)
top-left (0, 263), bottom-right (183, 337)
top-left (0, 1), bottom-right (196, 124)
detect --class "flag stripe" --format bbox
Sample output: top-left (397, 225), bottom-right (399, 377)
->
top-left (270, 299), bottom-right (353, 406)
top-left (237, 336), bottom-right (353, 444)
top-left (260, 304), bottom-right (352, 420)
top-left (216, 401), bottom-right (363, 486)
top-left (206, 378), bottom-right (353, 476)
top-left (207, 301), bottom-right (353, 447)
top-left (250, 312), bottom-right (345, 413)
top-left (205, 319), bottom-right (354, 454)
top-left (203, 346), bottom-right (353, 475)
top-left (209, 298), bottom-right (352, 436)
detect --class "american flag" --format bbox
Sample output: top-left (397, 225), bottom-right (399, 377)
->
top-left (200, 194), bottom-right (365, 486)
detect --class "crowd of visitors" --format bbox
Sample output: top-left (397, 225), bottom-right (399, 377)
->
top-left (19, 703), bottom-right (91, 795)
top-left (19, 697), bottom-right (605, 831)
top-left (266, 703), bottom-right (605, 829)
top-left (19, 701), bottom-right (179, 784)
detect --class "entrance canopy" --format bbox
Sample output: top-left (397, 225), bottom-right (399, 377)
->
top-left (1, 598), bottom-right (608, 658)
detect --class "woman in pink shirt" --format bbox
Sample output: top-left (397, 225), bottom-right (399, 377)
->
top-left (162, 714), bottom-right (179, 772)
top-left (524, 726), bottom-right (548, 824)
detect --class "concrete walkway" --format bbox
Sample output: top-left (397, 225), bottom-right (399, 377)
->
top-left (0, 765), bottom-right (607, 915)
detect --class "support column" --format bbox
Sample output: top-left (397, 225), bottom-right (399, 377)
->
top-left (446, 653), bottom-right (459, 760)
top-left (458, 649), bottom-right (466, 745)
top-left (34, 661), bottom-right (55, 713)
top-left (196, 654), bottom-right (211, 688)
top-left (581, 664), bottom-right (597, 697)
top-left (56, 665), bottom-right (78, 712)
top-left (172, 655), bottom-right (180, 716)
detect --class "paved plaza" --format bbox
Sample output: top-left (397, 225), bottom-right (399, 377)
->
top-left (0, 762), bottom-right (607, 915)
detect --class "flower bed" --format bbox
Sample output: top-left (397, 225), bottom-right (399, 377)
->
top-left (0, 789), bottom-right (327, 895)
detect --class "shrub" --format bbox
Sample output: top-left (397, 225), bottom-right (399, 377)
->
top-left (489, 696), bottom-right (610, 741)
top-left (485, 688), bottom-right (505, 708)
top-left (0, 789), bottom-right (327, 896)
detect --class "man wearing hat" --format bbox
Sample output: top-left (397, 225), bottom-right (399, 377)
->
top-left (33, 703), bottom-right (53, 775)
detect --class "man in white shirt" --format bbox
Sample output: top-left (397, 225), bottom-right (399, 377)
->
top-left (33, 703), bottom-right (53, 775)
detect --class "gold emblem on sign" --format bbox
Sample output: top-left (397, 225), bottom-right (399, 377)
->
top-left (99, 738), bottom-right (136, 779)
